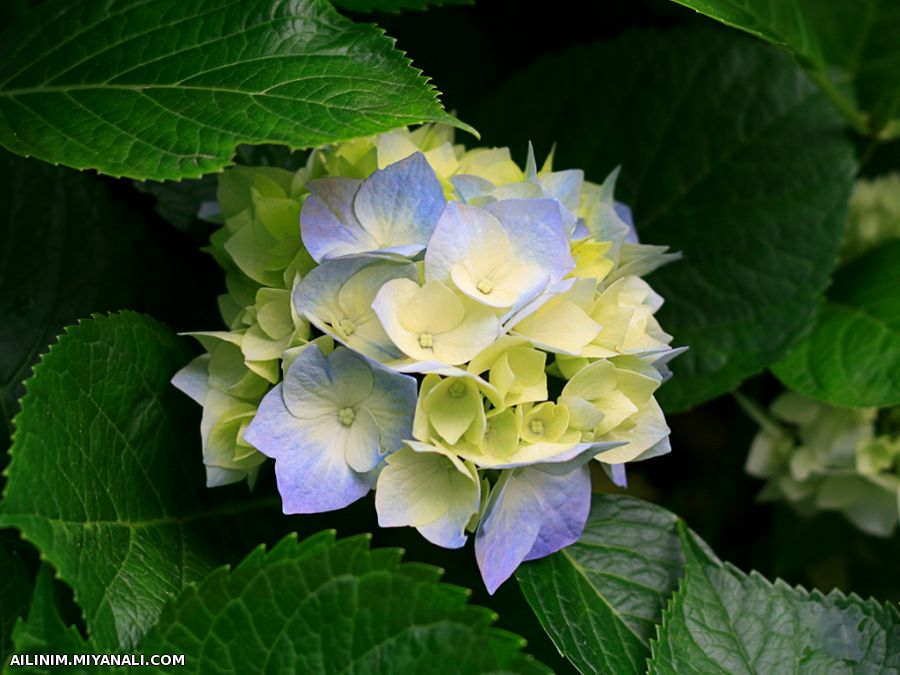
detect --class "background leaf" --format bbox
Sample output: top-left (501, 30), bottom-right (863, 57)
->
top-left (0, 0), bottom-right (471, 180)
top-left (0, 541), bottom-right (31, 663)
top-left (648, 524), bottom-right (900, 673)
top-left (665, 0), bottom-right (900, 138)
top-left (772, 240), bottom-right (900, 408)
top-left (0, 312), bottom-right (275, 650)
top-left (0, 148), bottom-right (223, 475)
top-left (331, 0), bottom-right (472, 13)
top-left (515, 496), bottom-right (691, 675)
top-left (10, 566), bottom-right (94, 675)
top-left (473, 26), bottom-right (855, 412)
top-left (134, 176), bottom-right (218, 234)
top-left (0, 151), bottom-right (151, 438)
top-left (139, 531), bottom-right (549, 674)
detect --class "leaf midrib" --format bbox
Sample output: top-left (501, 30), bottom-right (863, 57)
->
top-left (0, 80), bottom-right (423, 112)
top-left (0, 494), bottom-right (280, 530)
top-left (561, 548), bottom-right (647, 647)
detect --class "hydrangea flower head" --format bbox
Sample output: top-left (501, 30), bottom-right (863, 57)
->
top-left (841, 173), bottom-right (900, 263)
top-left (175, 124), bottom-right (683, 592)
top-left (742, 392), bottom-right (900, 537)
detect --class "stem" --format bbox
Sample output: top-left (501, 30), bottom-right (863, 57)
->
top-left (807, 70), bottom-right (870, 136)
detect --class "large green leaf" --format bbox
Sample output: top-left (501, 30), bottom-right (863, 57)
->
top-left (648, 524), bottom-right (900, 673)
top-left (515, 496), bottom-right (690, 675)
top-left (0, 0), bottom-right (471, 181)
top-left (0, 151), bottom-right (155, 436)
top-left (139, 531), bottom-right (549, 674)
top-left (9, 566), bottom-right (94, 675)
top-left (332, 0), bottom-right (472, 12)
top-left (473, 27), bottom-right (855, 412)
top-left (666, 0), bottom-right (900, 138)
top-left (0, 312), bottom-right (273, 650)
top-left (0, 542), bottom-right (31, 663)
top-left (772, 240), bottom-right (900, 408)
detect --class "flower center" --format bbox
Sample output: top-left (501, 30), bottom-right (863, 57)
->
top-left (448, 381), bottom-right (466, 398)
top-left (529, 420), bottom-right (545, 435)
top-left (338, 318), bottom-right (356, 335)
top-left (476, 279), bottom-right (494, 294)
top-left (337, 407), bottom-right (356, 426)
top-left (418, 333), bottom-right (434, 349)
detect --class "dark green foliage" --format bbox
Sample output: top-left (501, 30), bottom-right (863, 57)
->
top-left (140, 532), bottom-right (549, 674)
top-left (668, 0), bottom-right (900, 138)
top-left (0, 0), bottom-right (470, 180)
top-left (473, 27), bottom-right (855, 411)
top-left (773, 241), bottom-right (900, 408)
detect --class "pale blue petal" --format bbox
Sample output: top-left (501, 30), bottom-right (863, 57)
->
top-left (301, 177), bottom-right (376, 262)
top-left (605, 463), bottom-right (628, 488)
top-left (419, 517), bottom-right (468, 549)
top-left (373, 243), bottom-right (429, 257)
top-left (293, 256), bottom-right (374, 321)
top-left (615, 201), bottom-right (638, 243)
top-left (632, 437), bottom-right (672, 463)
top-left (243, 384), bottom-right (374, 513)
top-left (571, 219), bottom-right (590, 240)
top-left (451, 174), bottom-right (495, 203)
top-left (648, 345), bottom-right (689, 382)
top-left (424, 201), bottom-right (504, 282)
top-left (541, 169), bottom-right (584, 213)
top-left (282, 345), bottom-right (374, 417)
top-left (475, 465), bottom-right (591, 594)
top-left (361, 358), bottom-right (418, 457)
top-left (524, 466), bottom-right (591, 561)
top-left (293, 256), bottom-right (416, 361)
top-left (483, 199), bottom-right (574, 280)
top-left (171, 355), bottom-right (210, 405)
top-left (614, 200), bottom-right (634, 227)
top-left (353, 153), bottom-right (445, 255)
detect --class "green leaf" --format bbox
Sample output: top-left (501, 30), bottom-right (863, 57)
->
top-left (0, 312), bottom-right (273, 650)
top-left (0, 542), bottom-right (31, 663)
top-left (134, 144), bottom-right (309, 231)
top-left (0, 0), bottom-right (472, 181)
top-left (473, 27), bottom-right (855, 412)
top-left (515, 496), bottom-right (692, 675)
top-left (648, 523), bottom-right (900, 673)
top-left (331, 0), bottom-right (472, 13)
top-left (10, 566), bottom-right (94, 675)
top-left (0, 151), bottom-right (158, 435)
top-left (138, 531), bottom-right (550, 674)
top-left (666, 0), bottom-right (900, 138)
top-left (772, 240), bottom-right (900, 408)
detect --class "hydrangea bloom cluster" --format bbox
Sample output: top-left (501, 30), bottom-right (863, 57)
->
top-left (743, 393), bottom-right (900, 537)
top-left (174, 125), bottom-right (682, 592)
top-left (841, 172), bottom-right (900, 262)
